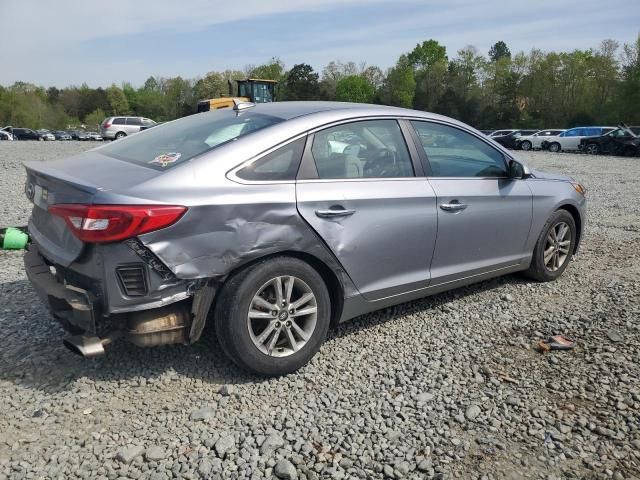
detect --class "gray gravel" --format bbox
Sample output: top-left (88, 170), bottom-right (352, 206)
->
top-left (1, 141), bottom-right (639, 479)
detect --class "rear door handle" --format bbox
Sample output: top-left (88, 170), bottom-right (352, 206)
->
top-left (315, 208), bottom-right (356, 218)
top-left (440, 201), bottom-right (467, 212)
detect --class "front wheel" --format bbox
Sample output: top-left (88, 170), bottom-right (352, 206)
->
top-left (520, 140), bottom-right (532, 151)
top-left (524, 210), bottom-right (576, 282)
top-left (214, 257), bottom-right (331, 376)
top-left (585, 143), bottom-right (599, 155)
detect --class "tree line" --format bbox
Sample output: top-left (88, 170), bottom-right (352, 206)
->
top-left (1, 36), bottom-right (638, 131)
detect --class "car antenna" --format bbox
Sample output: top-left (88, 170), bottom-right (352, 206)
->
top-left (233, 98), bottom-right (256, 113)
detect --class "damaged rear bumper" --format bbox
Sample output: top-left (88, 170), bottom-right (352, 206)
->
top-left (24, 243), bottom-right (98, 333)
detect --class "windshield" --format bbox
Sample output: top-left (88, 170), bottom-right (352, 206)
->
top-left (99, 110), bottom-right (284, 169)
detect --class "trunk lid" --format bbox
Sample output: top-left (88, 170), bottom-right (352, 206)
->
top-left (24, 151), bottom-right (164, 266)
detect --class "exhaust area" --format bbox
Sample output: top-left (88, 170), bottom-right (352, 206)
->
top-left (62, 304), bottom-right (190, 357)
top-left (63, 333), bottom-right (118, 358)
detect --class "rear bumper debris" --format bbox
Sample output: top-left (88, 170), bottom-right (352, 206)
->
top-left (24, 244), bottom-right (98, 333)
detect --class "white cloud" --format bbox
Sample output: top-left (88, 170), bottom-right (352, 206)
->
top-left (0, 0), bottom-right (637, 86)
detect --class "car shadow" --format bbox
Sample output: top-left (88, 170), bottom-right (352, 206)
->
top-left (0, 273), bottom-right (530, 393)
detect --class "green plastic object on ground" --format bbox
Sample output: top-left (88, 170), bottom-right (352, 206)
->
top-left (2, 227), bottom-right (29, 250)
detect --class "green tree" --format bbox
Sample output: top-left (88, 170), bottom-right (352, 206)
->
top-left (284, 64), bottom-right (319, 100)
top-left (335, 75), bottom-right (375, 103)
top-left (489, 41), bottom-right (511, 62)
top-left (194, 72), bottom-right (227, 100)
top-left (381, 55), bottom-right (415, 108)
top-left (619, 34), bottom-right (640, 123)
top-left (84, 108), bottom-right (106, 130)
top-left (407, 40), bottom-right (448, 111)
top-left (250, 57), bottom-right (286, 82)
top-left (106, 84), bottom-right (129, 115)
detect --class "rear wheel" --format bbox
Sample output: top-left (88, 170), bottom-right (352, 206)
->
top-left (585, 143), bottom-right (599, 155)
top-left (548, 142), bottom-right (561, 153)
top-left (622, 146), bottom-right (637, 157)
top-left (115, 132), bottom-right (126, 140)
top-left (524, 210), bottom-right (576, 282)
top-left (520, 140), bottom-right (532, 151)
top-left (214, 257), bottom-right (331, 376)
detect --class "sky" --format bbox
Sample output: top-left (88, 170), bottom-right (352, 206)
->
top-left (1, 0), bottom-right (638, 88)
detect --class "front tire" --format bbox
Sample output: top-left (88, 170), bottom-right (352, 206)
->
top-left (585, 143), bottom-right (599, 155)
top-left (521, 140), bottom-right (532, 151)
top-left (548, 142), bottom-right (561, 153)
top-left (524, 210), bottom-right (576, 282)
top-left (214, 257), bottom-right (331, 376)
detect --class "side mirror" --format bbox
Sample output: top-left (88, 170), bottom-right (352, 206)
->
top-left (508, 160), bottom-right (530, 179)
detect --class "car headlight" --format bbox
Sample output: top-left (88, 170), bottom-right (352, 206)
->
top-left (571, 182), bottom-right (586, 195)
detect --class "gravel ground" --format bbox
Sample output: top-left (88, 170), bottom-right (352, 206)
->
top-left (0, 141), bottom-right (638, 480)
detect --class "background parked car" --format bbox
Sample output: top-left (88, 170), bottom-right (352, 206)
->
top-left (52, 131), bottom-right (72, 141)
top-left (36, 129), bottom-right (55, 141)
top-left (100, 116), bottom-right (156, 140)
top-left (579, 125), bottom-right (640, 156)
top-left (0, 126), bottom-right (13, 140)
top-left (491, 129), bottom-right (538, 149)
top-left (488, 129), bottom-right (516, 138)
top-left (542, 127), bottom-right (615, 152)
top-left (76, 131), bottom-right (91, 141)
top-left (516, 130), bottom-right (566, 151)
top-left (88, 132), bottom-right (103, 141)
top-left (12, 128), bottom-right (41, 140)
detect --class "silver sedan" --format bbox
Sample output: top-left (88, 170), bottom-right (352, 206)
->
top-left (23, 102), bottom-right (586, 375)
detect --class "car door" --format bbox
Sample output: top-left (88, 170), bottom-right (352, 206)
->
top-left (409, 120), bottom-right (532, 285)
top-left (296, 119), bottom-right (438, 301)
top-left (608, 129), bottom-right (631, 155)
top-left (126, 117), bottom-right (142, 134)
top-left (560, 128), bottom-right (583, 150)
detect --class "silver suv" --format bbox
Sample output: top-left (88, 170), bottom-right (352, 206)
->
top-left (100, 116), bottom-right (156, 140)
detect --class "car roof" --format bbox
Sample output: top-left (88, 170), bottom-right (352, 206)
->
top-left (237, 101), bottom-right (455, 123)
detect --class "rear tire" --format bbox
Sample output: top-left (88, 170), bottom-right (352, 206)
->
top-left (214, 257), bottom-right (331, 376)
top-left (548, 142), bottom-right (561, 153)
top-left (521, 140), bottom-right (532, 151)
top-left (524, 210), bottom-right (576, 282)
top-left (115, 132), bottom-right (126, 139)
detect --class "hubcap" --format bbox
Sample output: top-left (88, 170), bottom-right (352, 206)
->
top-left (543, 222), bottom-right (571, 272)
top-left (522, 142), bottom-right (531, 151)
top-left (247, 276), bottom-right (317, 357)
top-left (587, 145), bottom-right (598, 155)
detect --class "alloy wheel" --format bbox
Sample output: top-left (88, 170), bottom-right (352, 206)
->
top-left (586, 144), bottom-right (599, 155)
top-left (521, 141), bottom-right (532, 151)
top-left (247, 276), bottom-right (318, 358)
top-left (543, 222), bottom-right (571, 272)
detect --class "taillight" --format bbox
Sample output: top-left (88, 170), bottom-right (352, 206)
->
top-left (48, 204), bottom-right (187, 243)
top-left (103, 122), bottom-right (111, 128)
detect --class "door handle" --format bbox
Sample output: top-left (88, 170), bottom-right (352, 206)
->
top-left (440, 201), bottom-right (467, 212)
top-left (315, 208), bottom-right (356, 218)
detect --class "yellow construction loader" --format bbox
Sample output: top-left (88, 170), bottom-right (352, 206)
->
top-left (197, 78), bottom-right (278, 112)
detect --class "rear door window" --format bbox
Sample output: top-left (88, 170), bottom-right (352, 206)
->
top-left (310, 120), bottom-right (414, 179)
top-left (113, 118), bottom-right (126, 125)
top-left (126, 117), bottom-right (142, 126)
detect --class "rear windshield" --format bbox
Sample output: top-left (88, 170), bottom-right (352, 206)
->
top-left (99, 110), bottom-right (284, 169)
